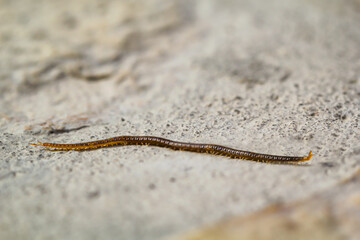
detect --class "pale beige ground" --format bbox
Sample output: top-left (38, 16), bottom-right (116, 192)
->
top-left (0, 0), bottom-right (359, 240)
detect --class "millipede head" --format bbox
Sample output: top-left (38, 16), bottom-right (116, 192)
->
top-left (302, 151), bottom-right (313, 161)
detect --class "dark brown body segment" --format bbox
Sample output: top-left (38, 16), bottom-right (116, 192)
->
top-left (29, 136), bottom-right (313, 163)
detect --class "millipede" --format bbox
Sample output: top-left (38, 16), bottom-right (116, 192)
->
top-left (29, 136), bottom-right (313, 163)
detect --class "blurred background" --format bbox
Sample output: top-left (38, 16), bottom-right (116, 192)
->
top-left (0, 0), bottom-right (359, 239)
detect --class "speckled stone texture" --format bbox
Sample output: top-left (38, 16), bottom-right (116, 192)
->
top-left (0, 0), bottom-right (359, 240)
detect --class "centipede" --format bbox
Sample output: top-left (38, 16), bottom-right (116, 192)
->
top-left (29, 136), bottom-right (313, 163)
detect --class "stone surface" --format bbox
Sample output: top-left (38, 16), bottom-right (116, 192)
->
top-left (0, 0), bottom-right (359, 239)
top-left (169, 169), bottom-right (360, 240)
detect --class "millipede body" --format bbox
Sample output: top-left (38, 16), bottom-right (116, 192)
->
top-left (29, 136), bottom-right (313, 163)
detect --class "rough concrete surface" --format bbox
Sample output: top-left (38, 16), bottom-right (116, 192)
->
top-left (0, 0), bottom-right (359, 239)
top-left (170, 169), bottom-right (360, 240)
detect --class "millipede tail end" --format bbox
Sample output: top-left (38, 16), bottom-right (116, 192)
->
top-left (302, 151), bottom-right (313, 161)
top-left (29, 141), bottom-right (44, 147)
